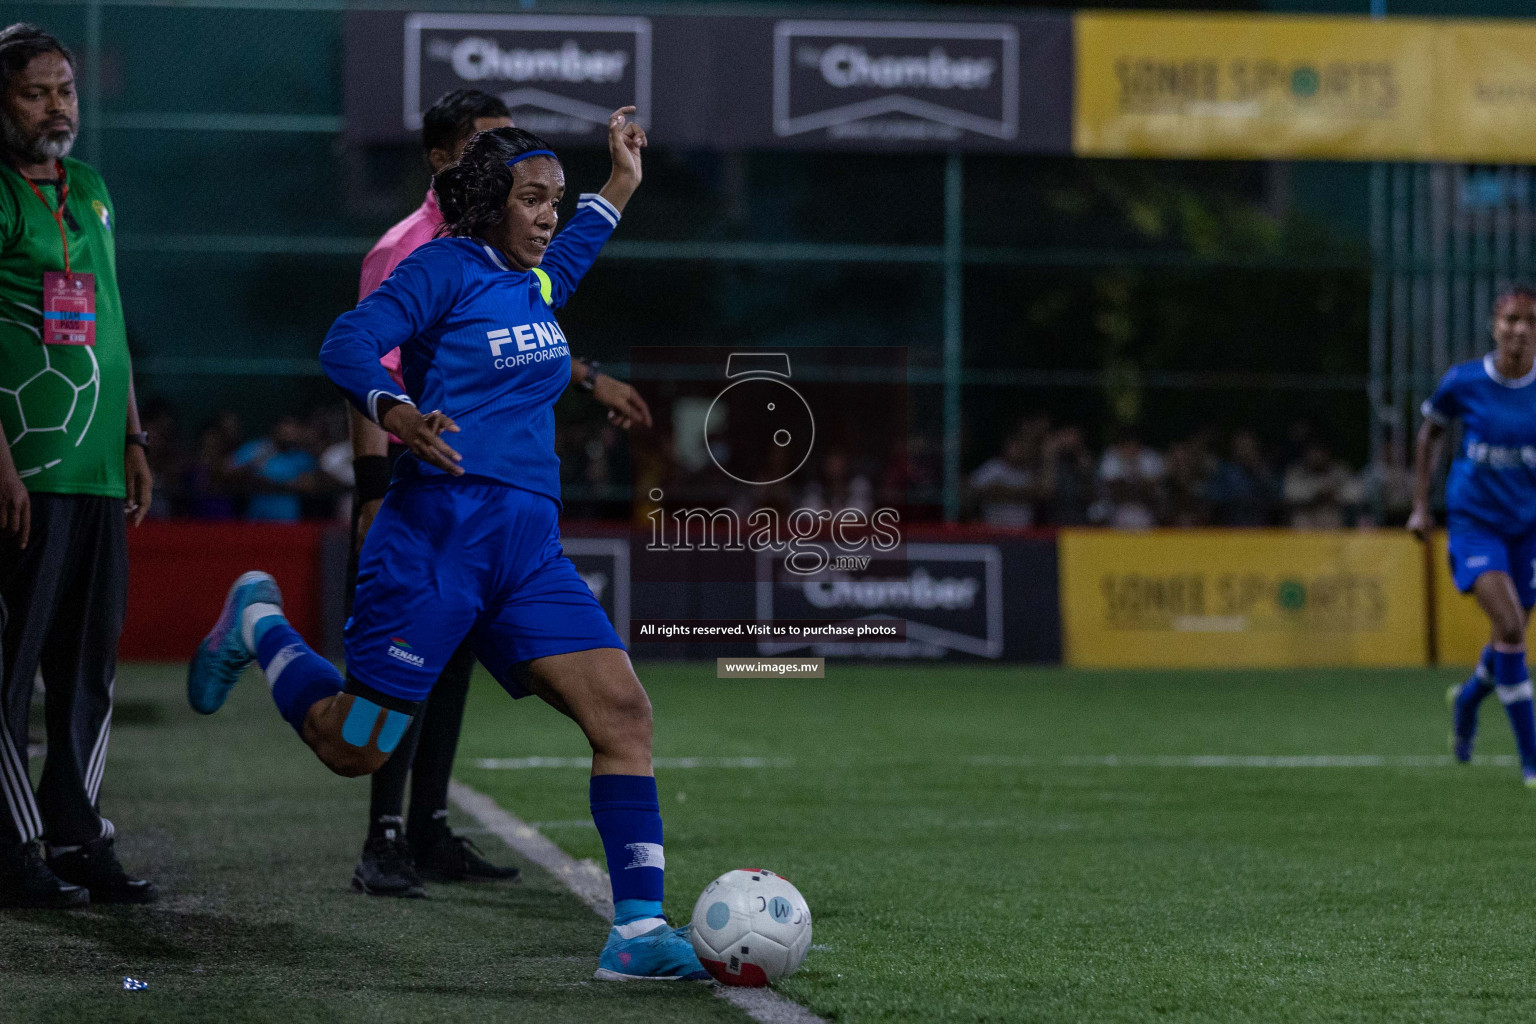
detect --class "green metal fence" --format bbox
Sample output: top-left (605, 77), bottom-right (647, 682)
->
top-left (16, 0), bottom-right (1389, 519)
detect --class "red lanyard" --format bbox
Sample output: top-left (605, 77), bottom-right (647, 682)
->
top-left (21, 161), bottom-right (71, 275)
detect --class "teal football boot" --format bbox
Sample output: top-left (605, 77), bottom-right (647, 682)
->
top-left (594, 921), bottom-right (710, 981)
top-left (187, 571), bottom-right (283, 715)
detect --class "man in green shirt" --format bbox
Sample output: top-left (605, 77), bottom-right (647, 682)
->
top-left (0, 23), bottom-right (155, 908)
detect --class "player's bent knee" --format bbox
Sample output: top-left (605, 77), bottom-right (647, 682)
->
top-left (317, 740), bottom-right (389, 778)
top-left (303, 685), bottom-right (419, 777)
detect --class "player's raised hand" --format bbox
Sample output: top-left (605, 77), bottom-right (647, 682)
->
top-left (383, 405), bottom-right (464, 477)
top-left (591, 373), bottom-right (652, 431)
top-left (599, 106), bottom-right (646, 213)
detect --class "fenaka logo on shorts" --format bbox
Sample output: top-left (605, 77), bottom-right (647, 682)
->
top-left (404, 14), bottom-right (651, 139)
top-left (773, 21), bottom-right (1018, 142)
top-left (387, 635), bottom-right (426, 668)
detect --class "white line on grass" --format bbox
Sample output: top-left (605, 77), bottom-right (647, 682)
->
top-left (968, 754), bottom-right (1521, 768)
top-left (475, 756), bottom-right (794, 770)
top-left (449, 780), bottom-right (829, 1024)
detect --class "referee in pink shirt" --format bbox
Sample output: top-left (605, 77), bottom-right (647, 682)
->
top-left (346, 89), bottom-right (651, 896)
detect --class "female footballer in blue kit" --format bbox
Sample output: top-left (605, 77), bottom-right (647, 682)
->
top-left (187, 109), bottom-right (708, 980)
top-left (1410, 286), bottom-right (1536, 785)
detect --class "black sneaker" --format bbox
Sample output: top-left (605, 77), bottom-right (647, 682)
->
top-left (0, 840), bottom-right (89, 909)
top-left (48, 836), bottom-right (156, 904)
top-left (412, 827), bottom-right (521, 883)
top-left (352, 833), bottom-right (426, 898)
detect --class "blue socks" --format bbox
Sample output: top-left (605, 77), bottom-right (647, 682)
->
top-left (1491, 644), bottom-right (1536, 774)
top-left (1453, 645), bottom-right (1497, 741)
top-left (249, 613), bottom-right (343, 733)
top-left (591, 774), bottom-right (665, 930)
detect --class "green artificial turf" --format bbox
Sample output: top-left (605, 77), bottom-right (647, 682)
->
top-left (456, 663), bottom-right (1536, 1024)
top-left (7, 662), bottom-right (1536, 1023)
top-left (0, 665), bottom-right (742, 1024)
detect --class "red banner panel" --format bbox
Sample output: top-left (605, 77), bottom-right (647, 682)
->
top-left (121, 522), bottom-right (328, 661)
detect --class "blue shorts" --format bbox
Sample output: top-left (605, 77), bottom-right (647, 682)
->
top-left (1447, 514), bottom-right (1536, 608)
top-left (345, 477), bottom-right (624, 703)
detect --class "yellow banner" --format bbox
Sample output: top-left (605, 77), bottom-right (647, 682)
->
top-left (1059, 530), bottom-right (1428, 668)
top-left (1074, 13), bottom-right (1536, 162)
top-left (1429, 530), bottom-right (1490, 667)
top-left (1433, 23), bottom-right (1536, 165)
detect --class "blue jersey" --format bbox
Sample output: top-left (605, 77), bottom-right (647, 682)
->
top-left (1423, 354), bottom-right (1536, 536)
top-left (319, 192), bottom-right (622, 503)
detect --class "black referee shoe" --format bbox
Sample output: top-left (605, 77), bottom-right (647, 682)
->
top-left (412, 825), bottom-right (521, 883)
top-left (0, 840), bottom-right (89, 909)
top-left (48, 836), bottom-right (157, 904)
top-left (352, 828), bottom-right (426, 899)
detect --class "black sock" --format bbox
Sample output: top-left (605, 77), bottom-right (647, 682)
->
top-left (367, 712), bottom-right (424, 829)
top-left (368, 814), bottom-right (405, 842)
top-left (407, 644), bottom-right (473, 840)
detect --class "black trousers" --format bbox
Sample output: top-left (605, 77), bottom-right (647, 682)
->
top-left (349, 448), bottom-right (474, 834)
top-left (0, 494), bottom-right (126, 847)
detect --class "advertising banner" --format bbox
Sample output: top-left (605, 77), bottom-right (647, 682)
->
top-left (344, 10), bottom-right (1073, 152)
top-left (1059, 530), bottom-right (1429, 668)
top-left (562, 537), bottom-right (632, 645)
top-left (1433, 23), bottom-right (1536, 165)
top-left (1074, 13), bottom-right (1436, 161)
top-left (1429, 530), bottom-right (1489, 668)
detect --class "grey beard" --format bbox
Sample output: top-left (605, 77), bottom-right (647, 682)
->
top-left (0, 116), bottom-right (75, 164)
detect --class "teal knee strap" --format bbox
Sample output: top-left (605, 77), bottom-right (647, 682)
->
top-left (341, 698), bottom-right (382, 747)
top-left (341, 697), bottom-right (412, 752)
top-left (376, 710), bottom-right (411, 753)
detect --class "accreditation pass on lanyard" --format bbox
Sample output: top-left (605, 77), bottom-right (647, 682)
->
top-left (27, 162), bottom-right (95, 346)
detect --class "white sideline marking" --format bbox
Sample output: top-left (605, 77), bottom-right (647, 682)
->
top-left (475, 756), bottom-right (793, 770)
top-left (968, 754), bottom-right (1521, 768)
top-left (449, 780), bottom-right (829, 1024)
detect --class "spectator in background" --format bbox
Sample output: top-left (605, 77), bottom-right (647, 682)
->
top-left (183, 418), bottom-right (239, 520)
top-left (1091, 428), bottom-right (1164, 530)
top-left (139, 397), bottom-right (182, 519)
top-left (803, 448), bottom-right (873, 515)
top-left (227, 416), bottom-right (320, 522)
top-left (1162, 438), bottom-right (1214, 527)
top-left (1206, 430), bottom-right (1279, 526)
top-left (880, 431), bottom-right (941, 513)
top-left (309, 404), bottom-right (353, 523)
top-left (1039, 425), bottom-right (1094, 526)
top-left (1357, 439), bottom-right (1415, 527)
top-left (1283, 439), bottom-right (1361, 529)
top-left (967, 419), bottom-right (1043, 528)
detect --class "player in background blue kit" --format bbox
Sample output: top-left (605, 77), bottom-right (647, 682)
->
top-left (1410, 286), bottom-right (1536, 785)
top-left (186, 109), bottom-right (708, 981)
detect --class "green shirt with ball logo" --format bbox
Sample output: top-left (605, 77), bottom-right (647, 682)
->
top-left (0, 157), bottom-right (128, 497)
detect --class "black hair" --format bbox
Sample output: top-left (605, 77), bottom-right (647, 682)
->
top-left (1495, 283), bottom-right (1536, 312)
top-left (421, 88), bottom-right (510, 156)
top-left (433, 126), bottom-right (558, 241)
top-left (0, 23), bottom-right (73, 96)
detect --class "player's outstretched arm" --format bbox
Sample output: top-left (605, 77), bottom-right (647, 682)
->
top-left (1407, 418), bottom-right (1444, 540)
top-left (538, 110), bottom-right (643, 307)
top-left (597, 106), bottom-right (646, 214)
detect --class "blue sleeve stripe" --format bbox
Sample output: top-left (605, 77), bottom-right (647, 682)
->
top-left (1421, 399), bottom-right (1448, 425)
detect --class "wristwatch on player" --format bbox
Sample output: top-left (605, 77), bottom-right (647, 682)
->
top-left (579, 359), bottom-right (602, 392)
top-left (126, 431), bottom-right (149, 449)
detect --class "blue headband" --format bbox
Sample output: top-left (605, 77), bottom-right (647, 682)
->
top-left (506, 149), bottom-right (558, 168)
